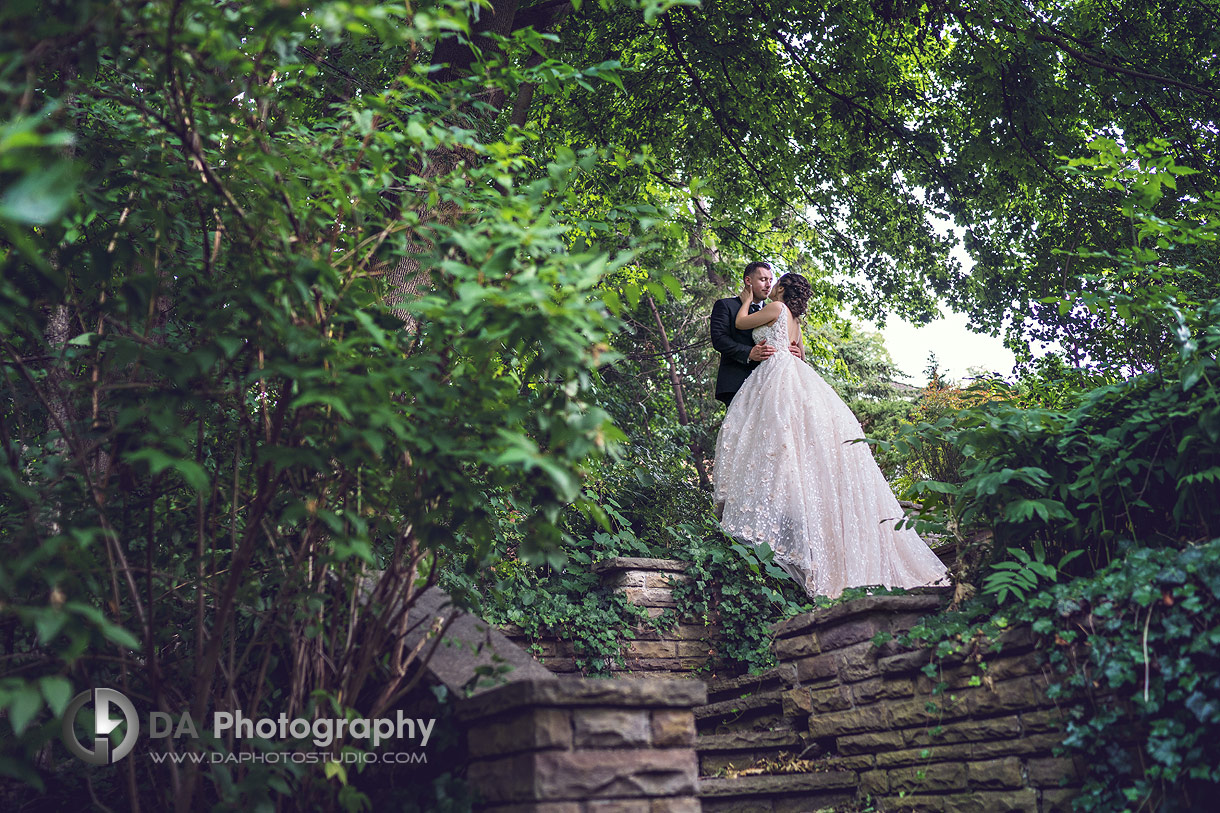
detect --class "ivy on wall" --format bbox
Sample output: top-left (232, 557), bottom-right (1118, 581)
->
top-left (900, 538), bottom-right (1220, 811)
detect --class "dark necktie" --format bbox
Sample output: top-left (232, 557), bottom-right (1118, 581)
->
top-left (749, 302), bottom-right (760, 313)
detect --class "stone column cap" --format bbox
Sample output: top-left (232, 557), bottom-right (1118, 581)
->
top-left (457, 676), bottom-right (707, 720)
top-left (770, 588), bottom-right (952, 639)
top-left (592, 557), bottom-right (690, 573)
top-left (387, 584), bottom-right (556, 696)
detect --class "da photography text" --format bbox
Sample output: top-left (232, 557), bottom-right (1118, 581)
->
top-left (63, 688), bottom-right (436, 765)
top-left (158, 708), bottom-right (435, 748)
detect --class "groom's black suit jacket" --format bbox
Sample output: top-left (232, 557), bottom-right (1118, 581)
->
top-left (710, 297), bottom-right (762, 405)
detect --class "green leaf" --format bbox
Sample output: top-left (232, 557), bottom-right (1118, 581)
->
top-left (291, 392), bottom-right (355, 421)
top-left (661, 273), bottom-right (683, 299)
top-left (353, 309), bottom-right (387, 348)
top-left (1181, 360), bottom-right (1205, 392)
top-left (66, 602), bottom-right (141, 650)
top-left (34, 609), bottom-right (67, 644)
top-left (0, 160), bottom-right (79, 225)
top-left (8, 686), bottom-right (43, 735)
top-left (40, 676), bottom-right (72, 718)
top-left (124, 449), bottom-right (210, 493)
top-left (623, 282), bottom-right (641, 310)
top-left (324, 760), bottom-right (348, 785)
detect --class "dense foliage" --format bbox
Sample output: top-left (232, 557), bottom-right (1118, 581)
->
top-left (882, 150), bottom-right (1220, 585)
top-left (548, 0), bottom-right (1220, 360)
top-left (901, 539), bottom-right (1220, 812)
top-left (874, 146), bottom-right (1220, 810)
top-left (0, 1), bottom-right (670, 809)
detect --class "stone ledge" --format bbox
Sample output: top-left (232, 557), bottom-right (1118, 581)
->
top-left (574, 708), bottom-right (652, 748)
top-left (885, 759), bottom-right (969, 793)
top-left (468, 708), bottom-right (573, 759)
top-left (469, 749), bottom-right (699, 803)
top-left (653, 710), bottom-right (697, 747)
top-left (619, 587), bottom-right (679, 607)
top-left (459, 677), bottom-right (707, 721)
top-left (877, 626), bottom-right (1039, 676)
top-left (879, 788), bottom-right (1040, 813)
top-left (478, 802), bottom-right (583, 813)
top-left (626, 623), bottom-right (717, 643)
top-left (594, 558), bottom-right (690, 573)
top-left (394, 586), bottom-right (557, 696)
top-left (482, 801), bottom-right (702, 813)
top-left (696, 729), bottom-right (804, 753)
top-left (807, 677), bottom-right (1059, 741)
top-left (613, 657), bottom-right (712, 672)
top-left (770, 590), bottom-right (951, 640)
top-left (1040, 788), bottom-right (1082, 813)
top-left (698, 771), bottom-right (858, 797)
top-left (1026, 755), bottom-right (1082, 788)
top-left (705, 665), bottom-right (796, 702)
top-left (608, 670), bottom-right (707, 681)
top-left (791, 640), bottom-right (884, 684)
top-left (783, 685), bottom-right (850, 717)
top-left (694, 688), bottom-right (786, 721)
top-left (839, 726), bottom-right (1064, 760)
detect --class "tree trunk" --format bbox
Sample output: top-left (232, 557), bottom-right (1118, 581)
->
top-left (646, 293), bottom-right (712, 490)
top-left (691, 196), bottom-right (724, 286)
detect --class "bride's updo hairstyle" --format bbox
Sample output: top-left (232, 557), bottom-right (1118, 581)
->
top-left (775, 272), bottom-right (812, 317)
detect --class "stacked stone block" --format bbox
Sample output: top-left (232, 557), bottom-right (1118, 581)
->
top-left (500, 558), bottom-right (717, 678)
top-left (770, 589), bottom-right (1083, 812)
top-left (459, 677), bottom-right (705, 813)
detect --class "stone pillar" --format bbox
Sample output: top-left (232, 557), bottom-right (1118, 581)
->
top-left (593, 557), bottom-right (690, 616)
top-left (500, 558), bottom-right (717, 678)
top-left (459, 677), bottom-right (705, 812)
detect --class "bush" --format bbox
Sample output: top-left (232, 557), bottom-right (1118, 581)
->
top-left (892, 304), bottom-right (1220, 579)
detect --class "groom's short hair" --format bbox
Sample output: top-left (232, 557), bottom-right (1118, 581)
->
top-left (744, 261), bottom-right (771, 278)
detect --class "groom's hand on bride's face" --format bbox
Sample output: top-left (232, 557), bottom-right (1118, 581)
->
top-left (749, 342), bottom-right (775, 362)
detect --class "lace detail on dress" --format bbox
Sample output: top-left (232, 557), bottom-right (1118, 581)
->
top-left (712, 301), bottom-right (947, 599)
top-left (752, 302), bottom-right (790, 349)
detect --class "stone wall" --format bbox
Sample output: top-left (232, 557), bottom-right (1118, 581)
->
top-left (458, 677), bottom-right (705, 812)
top-left (771, 591), bottom-right (1083, 812)
top-left (500, 558), bottom-right (716, 679)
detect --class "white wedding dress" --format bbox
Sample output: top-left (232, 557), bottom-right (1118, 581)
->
top-left (713, 302), bottom-right (948, 598)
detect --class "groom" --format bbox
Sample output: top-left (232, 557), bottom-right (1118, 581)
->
top-left (710, 261), bottom-right (799, 407)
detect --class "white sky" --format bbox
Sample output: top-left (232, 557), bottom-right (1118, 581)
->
top-left (801, 209), bottom-right (1034, 384)
top-left (855, 219), bottom-right (1019, 384)
top-left (865, 310), bottom-right (1017, 384)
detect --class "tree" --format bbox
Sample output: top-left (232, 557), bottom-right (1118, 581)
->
top-left (0, 1), bottom-right (658, 807)
top-left (536, 0), bottom-right (1219, 363)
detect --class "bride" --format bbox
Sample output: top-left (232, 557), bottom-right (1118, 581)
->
top-left (712, 272), bottom-right (948, 598)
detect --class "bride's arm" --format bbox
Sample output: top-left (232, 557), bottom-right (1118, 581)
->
top-left (735, 300), bottom-right (783, 330)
